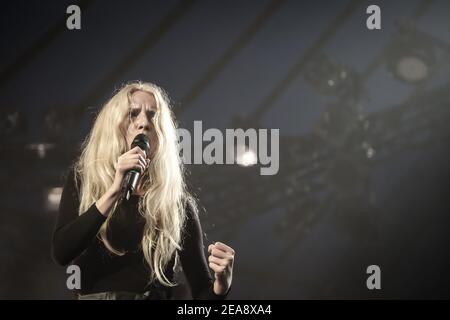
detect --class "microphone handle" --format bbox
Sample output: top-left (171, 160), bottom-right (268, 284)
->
top-left (119, 148), bottom-right (147, 202)
top-left (125, 169), bottom-right (140, 200)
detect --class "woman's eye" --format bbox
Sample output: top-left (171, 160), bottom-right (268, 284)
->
top-left (130, 109), bottom-right (140, 118)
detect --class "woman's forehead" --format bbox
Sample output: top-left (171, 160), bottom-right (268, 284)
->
top-left (130, 90), bottom-right (157, 110)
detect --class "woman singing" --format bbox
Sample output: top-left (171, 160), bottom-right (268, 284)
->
top-left (52, 81), bottom-right (234, 299)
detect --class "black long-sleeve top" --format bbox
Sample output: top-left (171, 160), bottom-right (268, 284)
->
top-left (52, 168), bottom-right (227, 300)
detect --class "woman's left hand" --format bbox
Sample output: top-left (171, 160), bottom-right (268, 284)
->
top-left (208, 242), bottom-right (235, 296)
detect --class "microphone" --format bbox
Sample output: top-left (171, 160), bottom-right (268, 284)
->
top-left (122, 133), bottom-right (150, 201)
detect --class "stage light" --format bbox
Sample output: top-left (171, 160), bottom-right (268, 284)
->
top-left (47, 187), bottom-right (63, 211)
top-left (386, 26), bottom-right (437, 84)
top-left (231, 115), bottom-right (260, 168)
top-left (26, 143), bottom-right (55, 159)
top-left (395, 56), bottom-right (429, 83)
top-left (237, 149), bottom-right (257, 167)
top-left (362, 141), bottom-right (376, 159)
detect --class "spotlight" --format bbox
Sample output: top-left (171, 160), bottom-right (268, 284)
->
top-left (394, 56), bottom-right (429, 83)
top-left (237, 149), bottom-right (257, 167)
top-left (46, 187), bottom-right (63, 211)
top-left (386, 26), bottom-right (437, 84)
top-left (231, 114), bottom-right (259, 168)
top-left (26, 143), bottom-right (55, 159)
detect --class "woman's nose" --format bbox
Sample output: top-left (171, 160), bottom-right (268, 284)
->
top-left (137, 121), bottom-right (150, 131)
top-left (136, 114), bottom-right (150, 131)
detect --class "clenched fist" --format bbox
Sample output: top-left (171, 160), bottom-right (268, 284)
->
top-left (208, 242), bottom-right (234, 296)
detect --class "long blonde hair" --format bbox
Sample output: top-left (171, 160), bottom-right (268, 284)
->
top-left (74, 81), bottom-right (188, 286)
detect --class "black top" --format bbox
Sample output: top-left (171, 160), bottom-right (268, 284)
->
top-left (52, 169), bottom-right (227, 300)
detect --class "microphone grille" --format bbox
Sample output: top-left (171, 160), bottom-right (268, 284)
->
top-left (131, 133), bottom-right (150, 152)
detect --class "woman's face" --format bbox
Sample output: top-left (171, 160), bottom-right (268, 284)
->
top-left (124, 90), bottom-right (158, 158)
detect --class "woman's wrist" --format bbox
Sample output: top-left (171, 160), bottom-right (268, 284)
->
top-left (213, 279), bottom-right (231, 296)
top-left (108, 183), bottom-right (122, 198)
top-left (95, 185), bottom-right (121, 217)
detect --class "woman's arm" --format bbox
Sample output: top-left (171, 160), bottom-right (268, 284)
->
top-left (207, 241), bottom-right (234, 296)
top-left (51, 169), bottom-right (118, 266)
top-left (52, 148), bottom-right (148, 266)
top-left (179, 202), bottom-right (232, 300)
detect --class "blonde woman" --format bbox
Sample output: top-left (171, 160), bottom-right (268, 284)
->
top-left (52, 81), bottom-right (234, 299)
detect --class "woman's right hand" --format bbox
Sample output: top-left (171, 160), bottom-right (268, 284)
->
top-left (111, 146), bottom-right (149, 194)
top-left (96, 147), bottom-right (148, 217)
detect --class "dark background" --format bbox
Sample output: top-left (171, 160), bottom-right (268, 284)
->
top-left (1, 0), bottom-right (450, 299)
